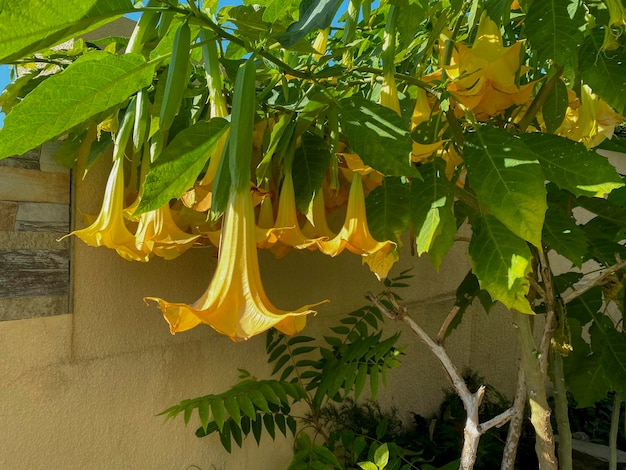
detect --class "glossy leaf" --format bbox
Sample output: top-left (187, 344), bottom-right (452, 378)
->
top-left (0, 52), bottom-right (155, 160)
top-left (292, 132), bottom-right (331, 213)
top-left (339, 96), bottom-right (419, 178)
top-left (0, 0), bottom-right (132, 63)
top-left (521, 133), bottom-right (624, 198)
top-left (579, 28), bottom-right (626, 115)
top-left (274, 0), bottom-right (342, 47)
top-left (366, 177), bottom-right (411, 244)
top-left (136, 118), bottom-right (229, 214)
top-left (542, 78), bottom-right (569, 134)
top-left (469, 214), bottom-right (533, 314)
top-left (465, 127), bottom-right (546, 247)
top-left (410, 159), bottom-right (456, 269)
top-left (542, 200), bottom-right (587, 268)
top-left (525, 0), bottom-right (585, 67)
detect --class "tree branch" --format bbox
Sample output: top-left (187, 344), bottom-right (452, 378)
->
top-left (562, 258), bottom-right (626, 305)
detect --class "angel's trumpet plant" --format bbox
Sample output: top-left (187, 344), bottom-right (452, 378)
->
top-left (319, 174), bottom-right (398, 280)
top-left (146, 60), bottom-right (326, 341)
top-left (410, 88), bottom-right (446, 163)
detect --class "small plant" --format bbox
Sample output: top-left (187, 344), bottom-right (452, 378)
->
top-left (161, 271), bottom-right (415, 469)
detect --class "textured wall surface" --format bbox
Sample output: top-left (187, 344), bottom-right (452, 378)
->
top-left (0, 17), bottom-right (523, 468)
top-left (0, 152), bottom-right (520, 469)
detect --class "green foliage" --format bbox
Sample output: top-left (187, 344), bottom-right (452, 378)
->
top-left (163, 277), bottom-right (408, 465)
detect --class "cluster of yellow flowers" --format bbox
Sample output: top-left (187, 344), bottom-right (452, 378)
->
top-left (65, 14), bottom-right (623, 342)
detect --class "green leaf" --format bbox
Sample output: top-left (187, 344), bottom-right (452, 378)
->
top-left (338, 96), bottom-right (419, 178)
top-left (292, 132), bottom-right (331, 213)
top-left (263, 413), bottom-right (276, 439)
top-left (219, 423), bottom-right (232, 453)
top-left (374, 443), bottom-right (390, 469)
top-left (0, 0), bottom-right (132, 63)
top-left (542, 198), bottom-right (587, 267)
top-left (525, 0), bottom-right (585, 67)
top-left (274, 0), bottom-right (342, 47)
top-left (542, 78), bottom-right (569, 134)
top-left (198, 399), bottom-right (210, 431)
top-left (579, 28), bottom-right (626, 115)
top-left (237, 394), bottom-right (257, 421)
top-left (410, 159), bottom-right (456, 268)
top-left (358, 462), bottom-right (379, 470)
top-left (563, 319), bottom-right (610, 407)
top-left (465, 127), bottom-right (546, 247)
top-left (469, 215), bottom-right (533, 314)
top-left (354, 363), bottom-right (368, 400)
top-left (0, 52), bottom-right (155, 160)
top-left (250, 389), bottom-right (271, 413)
top-left (366, 177), bottom-right (411, 245)
top-left (521, 133), bottom-right (624, 198)
top-left (136, 118), bottom-right (229, 214)
top-left (224, 396), bottom-right (241, 425)
top-left (210, 399), bottom-right (225, 431)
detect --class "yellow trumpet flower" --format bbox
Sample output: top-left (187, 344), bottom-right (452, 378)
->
top-left (319, 174), bottom-right (398, 280)
top-left (269, 170), bottom-right (326, 257)
top-left (134, 203), bottom-right (200, 260)
top-left (410, 88), bottom-right (446, 163)
top-left (62, 158), bottom-right (148, 262)
top-left (145, 187), bottom-right (327, 342)
top-left (379, 74), bottom-right (402, 115)
top-left (428, 14), bottom-right (533, 119)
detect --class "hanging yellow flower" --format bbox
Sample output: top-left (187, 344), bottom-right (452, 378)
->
top-left (410, 88), bottom-right (446, 163)
top-left (556, 85), bottom-right (624, 148)
top-left (428, 14), bottom-right (533, 119)
top-left (319, 174), bottom-right (398, 280)
top-left (62, 158), bottom-right (148, 262)
top-left (134, 203), bottom-right (200, 260)
top-left (268, 170), bottom-right (326, 257)
top-left (145, 187), bottom-right (327, 341)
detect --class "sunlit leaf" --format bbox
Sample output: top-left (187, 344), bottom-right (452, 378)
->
top-left (0, 52), bottom-right (155, 160)
top-left (469, 214), bottom-right (533, 314)
top-left (465, 127), bottom-right (546, 247)
top-left (0, 0), bottom-right (132, 63)
top-left (410, 159), bottom-right (456, 269)
top-left (136, 118), bottom-right (229, 214)
top-left (525, 0), bottom-right (585, 67)
top-left (274, 0), bottom-right (342, 47)
top-left (339, 96), bottom-right (419, 178)
top-left (521, 133), bottom-right (624, 198)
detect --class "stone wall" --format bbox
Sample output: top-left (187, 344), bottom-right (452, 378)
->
top-left (0, 143), bottom-right (71, 320)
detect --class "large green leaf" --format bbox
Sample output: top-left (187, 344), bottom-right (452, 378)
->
top-left (563, 318), bottom-right (610, 408)
top-left (274, 0), bottom-right (342, 48)
top-left (579, 28), bottom-right (626, 115)
top-left (338, 96), bottom-right (419, 178)
top-left (136, 118), bottom-right (230, 214)
top-left (365, 177), bottom-right (411, 244)
top-left (469, 214), bottom-right (533, 314)
top-left (292, 132), bottom-right (331, 213)
top-left (525, 0), bottom-right (585, 67)
top-left (567, 288), bottom-right (626, 400)
top-left (542, 199), bottom-right (587, 268)
top-left (465, 127), bottom-right (546, 247)
top-left (0, 0), bottom-right (133, 63)
top-left (410, 159), bottom-right (456, 269)
top-left (541, 78), bottom-right (569, 134)
top-left (0, 52), bottom-right (155, 160)
top-left (521, 133), bottom-right (624, 197)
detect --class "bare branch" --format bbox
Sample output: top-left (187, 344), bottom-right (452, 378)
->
top-left (562, 258), bottom-right (626, 305)
top-left (436, 305), bottom-right (460, 345)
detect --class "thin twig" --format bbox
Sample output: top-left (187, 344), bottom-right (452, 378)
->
top-left (501, 366), bottom-right (526, 470)
top-left (538, 250), bottom-right (556, 375)
top-left (436, 305), bottom-right (460, 345)
top-left (562, 259), bottom-right (626, 304)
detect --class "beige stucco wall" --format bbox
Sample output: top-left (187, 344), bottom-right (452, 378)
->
top-left (0, 152), bottom-right (521, 469)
